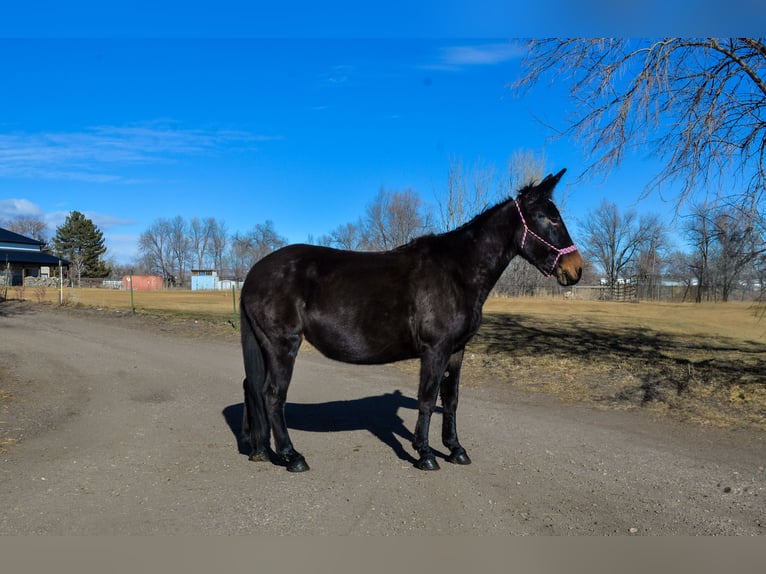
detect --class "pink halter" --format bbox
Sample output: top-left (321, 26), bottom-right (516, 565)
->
top-left (514, 199), bottom-right (579, 277)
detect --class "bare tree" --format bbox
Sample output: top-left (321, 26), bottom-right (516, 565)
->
top-left (362, 188), bottom-right (431, 250)
top-left (664, 249), bottom-right (698, 301)
top-left (228, 231), bottom-right (253, 283)
top-left (227, 221), bottom-right (287, 281)
top-left (138, 218), bottom-right (173, 284)
top-left (630, 220), bottom-right (669, 299)
top-left (685, 201), bottom-right (766, 302)
top-left (168, 216), bottom-right (190, 287)
top-left (581, 200), bottom-right (664, 287)
top-left (189, 217), bottom-right (213, 270)
top-left (515, 38), bottom-right (766, 212)
top-left (494, 257), bottom-right (549, 297)
top-left (1, 216), bottom-right (49, 245)
top-left (319, 221), bottom-right (365, 250)
top-left (249, 220), bottom-right (287, 261)
top-left (208, 218), bottom-right (228, 275)
top-left (712, 210), bottom-right (763, 301)
top-left (436, 157), bottom-right (497, 232)
top-left (684, 203), bottom-right (716, 302)
top-left (507, 150), bottom-right (547, 203)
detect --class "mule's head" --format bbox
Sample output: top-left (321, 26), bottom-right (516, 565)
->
top-left (515, 168), bottom-right (583, 286)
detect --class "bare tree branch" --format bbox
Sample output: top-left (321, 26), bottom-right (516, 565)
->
top-left (515, 38), bottom-right (766, 212)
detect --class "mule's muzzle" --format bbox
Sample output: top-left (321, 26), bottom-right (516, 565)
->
top-left (555, 251), bottom-right (583, 286)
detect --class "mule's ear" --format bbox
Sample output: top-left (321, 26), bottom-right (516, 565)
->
top-left (536, 168), bottom-right (566, 199)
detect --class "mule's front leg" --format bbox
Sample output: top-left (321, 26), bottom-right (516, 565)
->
top-left (413, 408), bottom-right (439, 470)
top-left (413, 351), bottom-right (448, 471)
top-left (265, 388), bottom-right (309, 472)
top-left (440, 350), bottom-right (471, 465)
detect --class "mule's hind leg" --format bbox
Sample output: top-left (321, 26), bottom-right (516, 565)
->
top-left (440, 350), bottom-right (471, 465)
top-left (242, 378), bottom-right (270, 462)
top-left (242, 322), bottom-right (271, 462)
top-left (262, 334), bottom-right (309, 472)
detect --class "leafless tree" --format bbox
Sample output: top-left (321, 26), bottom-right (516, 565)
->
top-left (248, 220), bottom-right (287, 261)
top-left (362, 188), bottom-right (431, 250)
top-left (507, 150), bottom-right (547, 203)
top-left (1, 216), bottom-right (49, 245)
top-left (227, 221), bottom-right (287, 281)
top-left (319, 221), bottom-right (365, 250)
top-left (684, 203), bottom-right (716, 302)
top-left (208, 218), bottom-right (228, 275)
top-left (436, 157), bottom-right (497, 232)
top-left (66, 250), bottom-right (86, 288)
top-left (228, 231), bottom-right (253, 283)
top-left (687, 202), bottom-right (765, 301)
top-left (189, 217), bottom-right (214, 270)
top-left (581, 200), bottom-right (665, 287)
top-left (630, 220), bottom-right (669, 299)
top-left (712, 210), bottom-right (763, 301)
top-left (515, 38), bottom-right (766, 212)
top-left (138, 218), bottom-right (174, 284)
top-left (168, 216), bottom-right (190, 287)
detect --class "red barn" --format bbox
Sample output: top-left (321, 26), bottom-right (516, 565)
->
top-left (122, 275), bottom-right (162, 291)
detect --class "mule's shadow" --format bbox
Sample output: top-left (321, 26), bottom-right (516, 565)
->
top-left (222, 389), bottom-right (440, 465)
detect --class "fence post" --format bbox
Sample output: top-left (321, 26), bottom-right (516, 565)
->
top-left (231, 285), bottom-right (238, 328)
top-left (129, 270), bottom-right (135, 314)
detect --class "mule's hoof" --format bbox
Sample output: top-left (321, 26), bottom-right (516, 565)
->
top-left (447, 450), bottom-right (472, 465)
top-left (416, 457), bottom-right (440, 471)
top-left (286, 455), bottom-right (310, 472)
top-left (248, 450), bottom-right (269, 462)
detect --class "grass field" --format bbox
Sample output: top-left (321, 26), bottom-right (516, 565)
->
top-left (474, 297), bottom-right (766, 430)
top-left (9, 285), bottom-right (766, 431)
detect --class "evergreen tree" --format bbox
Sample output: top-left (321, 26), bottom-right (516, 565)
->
top-left (53, 211), bottom-right (110, 284)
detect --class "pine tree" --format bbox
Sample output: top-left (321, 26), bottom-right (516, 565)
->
top-left (53, 211), bottom-right (110, 284)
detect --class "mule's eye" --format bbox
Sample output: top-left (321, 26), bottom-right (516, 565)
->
top-left (546, 214), bottom-right (561, 225)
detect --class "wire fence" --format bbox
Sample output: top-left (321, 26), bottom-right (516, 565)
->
top-left (494, 280), bottom-right (763, 303)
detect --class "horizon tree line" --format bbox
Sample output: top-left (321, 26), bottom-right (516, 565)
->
top-left (2, 157), bottom-right (763, 300)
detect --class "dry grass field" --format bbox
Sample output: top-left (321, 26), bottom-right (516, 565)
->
top-left (472, 298), bottom-right (766, 431)
top-left (10, 286), bottom-right (766, 431)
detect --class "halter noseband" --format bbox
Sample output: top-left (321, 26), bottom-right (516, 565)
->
top-left (514, 199), bottom-right (578, 278)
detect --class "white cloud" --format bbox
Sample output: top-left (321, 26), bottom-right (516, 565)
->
top-left (42, 209), bottom-right (136, 232)
top-left (424, 42), bottom-right (524, 71)
top-left (0, 122), bottom-right (281, 184)
top-left (85, 212), bottom-right (137, 231)
top-left (0, 198), bottom-right (43, 218)
top-left (1, 200), bottom-right (139, 262)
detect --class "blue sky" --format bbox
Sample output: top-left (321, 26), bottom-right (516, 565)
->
top-left (0, 37), bottom-right (678, 263)
top-left (1, 4), bottom-right (761, 264)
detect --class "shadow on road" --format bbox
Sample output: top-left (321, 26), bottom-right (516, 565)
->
top-left (0, 300), bottom-right (36, 319)
top-left (222, 389), bottom-right (440, 465)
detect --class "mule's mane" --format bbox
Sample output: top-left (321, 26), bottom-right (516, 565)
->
top-left (393, 174), bottom-right (552, 253)
top-left (395, 193), bottom-right (519, 252)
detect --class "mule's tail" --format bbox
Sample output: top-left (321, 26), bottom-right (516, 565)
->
top-left (240, 306), bottom-right (270, 460)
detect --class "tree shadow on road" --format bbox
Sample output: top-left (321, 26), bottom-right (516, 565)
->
top-left (222, 389), bottom-right (436, 466)
top-left (0, 300), bottom-right (36, 319)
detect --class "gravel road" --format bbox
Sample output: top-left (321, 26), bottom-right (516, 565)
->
top-left (1, 302), bottom-right (764, 534)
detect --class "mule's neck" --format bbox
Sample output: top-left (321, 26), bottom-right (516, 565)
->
top-left (442, 198), bottom-right (522, 301)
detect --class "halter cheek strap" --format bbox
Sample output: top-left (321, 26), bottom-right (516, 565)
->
top-left (514, 200), bottom-right (578, 277)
